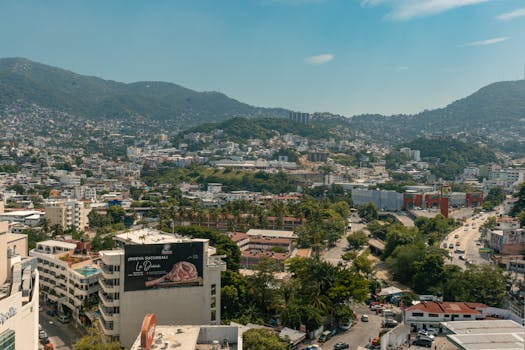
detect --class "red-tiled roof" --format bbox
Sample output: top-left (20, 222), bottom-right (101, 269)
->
top-left (406, 301), bottom-right (487, 315)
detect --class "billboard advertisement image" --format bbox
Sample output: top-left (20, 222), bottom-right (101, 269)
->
top-left (124, 242), bottom-right (204, 291)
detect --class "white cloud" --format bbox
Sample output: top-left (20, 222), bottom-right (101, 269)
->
top-left (462, 37), bottom-right (509, 46)
top-left (361, 0), bottom-right (491, 21)
top-left (496, 7), bottom-right (525, 21)
top-left (305, 54), bottom-right (335, 64)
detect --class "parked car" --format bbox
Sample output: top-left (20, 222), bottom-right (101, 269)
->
top-left (339, 320), bottom-right (352, 331)
top-left (413, 338), bottom-right (433, 348)
top-left (319, 330), bottom-right (332, 343)
top-left (306, 345), bottom-right (323, 350)
top-left (417, 330), bottom-right (435, 339)
top-left (449, 243), bottom-right (454, 249)
top-left (382, 319), bottom-right (398, 328)
top-left (39, 330), bottom-right (47, 339)
top-left (459, 255), bottom-right (466, 260)
top-left (426, 327), bottom-right (439, 335)
top-left (46, 310), bottom-right (57, 317)
top-left (333, 342), bottom-right (349, 350)
top-left (456, 241), bottom-right (461, 246)
top-left (361, 314), bottom-right (369, 322)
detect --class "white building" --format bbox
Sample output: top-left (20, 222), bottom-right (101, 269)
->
top-left (0, 221), bottom-right (40, 350)
top-left (98, 229), bottom-right (227, 348)
top-left (404, 301), bottom-right (488, 331)
top-left (30, 240), bottom-right (100, 326)
top-left (0, 210), bottom-right (43, 226)
top-left (129, 314), bottom-right (243, 350)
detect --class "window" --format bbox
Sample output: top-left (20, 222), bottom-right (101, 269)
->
top-left (444, 314), bottom-right (449, 317)
top-left (412, 312), bottom-right (423, 317)
top-left (211, 310), bottom-right (216, 321)
top-left (0, 329), bottom-right (15, 350)
top-left (428, 314), bottom-right (439, 317)
top-left (211, 284), bottom-right (216, 296)
top-left (463, 315), bottom-right (471, 318)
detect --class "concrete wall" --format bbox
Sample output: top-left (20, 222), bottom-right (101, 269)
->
top-left (381, 324), bottom-right (410, 350)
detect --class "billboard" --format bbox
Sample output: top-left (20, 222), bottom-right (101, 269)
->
top-left (124, 242), bottom-right (204, 291)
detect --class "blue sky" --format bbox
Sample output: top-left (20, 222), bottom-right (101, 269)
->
top-left (0, 0), bottom-right (524, 116)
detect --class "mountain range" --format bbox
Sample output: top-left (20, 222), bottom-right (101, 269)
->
top-left (0, 57), bottom-right (287, 126)
top-left (1, 57), bottom-right (524, 150)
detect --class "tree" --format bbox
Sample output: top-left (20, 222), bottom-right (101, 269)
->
top-left (243, 329), bottom-right (288, 350)
top-left (411, 253), bottom-right (446, 294)
top-left (357, 203), bottom-right (378, 222)
top-left (347, 231), bottom-right (368, 250)
top-left (510, 183), bottom-right (525, 216)
top-left (72, 323), bottom-right (121, 350)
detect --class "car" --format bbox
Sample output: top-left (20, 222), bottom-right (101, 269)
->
top-left (412, 338), bottom-right (433, 348)
top-left (361, 314), bottom-right (369, 322)
top-left (417, 330), bottom-right (435, 339)
top-left (370, 303), bottom-right (384, 310)
top-left (449, 243), bottom-right (454, 249)
top-left (456, 241), bottom-right (461, 246)
top-left (306, 345), bottom-right (323, 350)
top-left (319, 330), bottom-right (332, 343)
top-left (46, 310), bottom-right (57, 317)
top-left (39, 330), bottom-right (47, 339)
top-left (476, 241), bottom-right (481, 246)
top-left (454, 248), bottom-right (465, 254)
top-left (425, 327), bottom-right (439, 335)
top-left (382, 319), bottom-right (398, 328)
top-left (339, 320), bottom-right (352, 331)
top-left (459, 255), bottom-right (466, 260)
top-left (57, 315), bottom-right (71, 323)
top-left (333, 342), bottom-right (349, 350)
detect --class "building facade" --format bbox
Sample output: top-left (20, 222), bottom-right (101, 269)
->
top-left (0, 221), bottom-right (40, 350)
top-left (98, 229), bottom-right (227, 348)
top-left (44, 200), bottom-right (88, 231)
top-left (404, 301), bottom-right (487, 331)
top-left (30, 239), bottom-right (100, 326)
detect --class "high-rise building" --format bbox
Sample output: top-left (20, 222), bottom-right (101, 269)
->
top-left (97, 228), bottom-right (227, 348)
top-left (289, 111), bottom-right (310, 125)
top-left (44, 200), bottom-right (88, 231)
top-left (0, 221), bottom-right (40, 350)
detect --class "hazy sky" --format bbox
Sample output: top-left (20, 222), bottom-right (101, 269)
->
top-left (1, 0), bottom-right (524, 116)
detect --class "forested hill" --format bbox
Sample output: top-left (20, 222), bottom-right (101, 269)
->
top-left (177, 117), bottom-right (336, 142)
top-left (0, 57), bottom-right (288, 126)
top-left (348, 80), bottom-right (525, 151)
top-left (400, 137), bottom-right (498, 179)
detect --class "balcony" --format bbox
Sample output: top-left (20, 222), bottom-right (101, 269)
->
top-left (98, 316), bottom-right (119, 336)
top-left (99, 279), bottom-right (119, 294)
top-left (98, 291), bottom-right (120, 307)
top-left (100, 265), bottom-right (119, 279)
top-left (99, 305), bottom-right (117, 321)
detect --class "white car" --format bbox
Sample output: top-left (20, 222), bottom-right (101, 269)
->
top-left (417, 330), bottom-right (435, 339)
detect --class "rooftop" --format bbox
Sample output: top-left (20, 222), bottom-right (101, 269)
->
top-left (246, 229), bottom-right (296, 239)
top-left (116, 228), bottom-right (206, 245)
top-left (442, 320), bottom-right (524, 350)
top-left (406, 301), bottom-right (487, 315)
top-left (129, 325), bottom-right (241, 350)
top-left (36, 240), bottom-right (77, 250)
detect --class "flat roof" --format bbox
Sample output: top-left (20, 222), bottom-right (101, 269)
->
top-left (442, 320), bottom-right (524, 350)
top-left (36, 240), bottom-right (77, 250)
top-left (246, 229), bottom-right (296, 239)
top-left (0, 210), bottom-right (42, 217)
top-left (116, 228), bottom-right (207, 245)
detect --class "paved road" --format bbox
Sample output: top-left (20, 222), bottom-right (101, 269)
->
top-left (320, 304), bottom-right (383, 350)
top-left (39, 311), bottom-right (84, 350)
top-left (442, 212), bottom-right (493, 269)
top-left (321, 216), bottom-right (366, 266)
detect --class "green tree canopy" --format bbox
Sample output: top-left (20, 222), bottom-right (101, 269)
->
top-left (243, 329), bottom-right (288, 350)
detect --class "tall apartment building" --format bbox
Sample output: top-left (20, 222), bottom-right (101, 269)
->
top-left (30, 239), bottom-right (100, 326)
top-left (0, 221), bottom-right (40, 350)
top-left (98, 228), bottom-right (227, 348)
top-left (44, 200), bottom-right (88, 231)
top-left (289, 111), bottom-right (310, 125)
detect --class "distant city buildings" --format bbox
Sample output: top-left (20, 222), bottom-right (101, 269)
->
top-left (44, 200), bottom-right (88, 231)
top-left (289, 111), bottom-right (310, 125)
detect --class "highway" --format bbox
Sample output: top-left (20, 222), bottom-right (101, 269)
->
top-left (442, 211), bottom-right (493, 269)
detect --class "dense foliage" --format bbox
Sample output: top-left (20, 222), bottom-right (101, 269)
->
top-left (142, 165), bottom-right (296, 194)
top-left (178, 116), bottom-right (334, 144)
top-left (401, 137), bottom-right (498, 180)
top-left (243, 329), bottom-right (288, 350)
